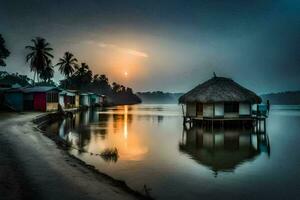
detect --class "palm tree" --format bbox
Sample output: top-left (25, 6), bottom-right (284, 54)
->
top-left (74, 63), bottom-right (92, 89)
top-left (40, 65), bottom-right (54, 83)
top-left (0, 34), bottom-right (10, 67)
top-left (56, 52), bottom-right (77, 78)
top-left (74, 62), bottom-right (90, 77)
top-left (39, 59), bottom-right (54, 83)
top-left (25, 37), bottom-right (53, 84)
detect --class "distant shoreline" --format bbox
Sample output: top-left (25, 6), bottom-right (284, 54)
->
top-left (261, 91), bottom-right (300, 105)
top-left (136, 90), bottom-right (300, 105)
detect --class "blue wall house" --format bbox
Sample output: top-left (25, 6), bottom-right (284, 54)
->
top-left (80, 93), bottom-right (90, 106)
top-left (90, 93), bottom-right (100, 106)
top-left (0, 88), bottom-right (8, 109)
top-left (3, 88), bottom-right (24, 111)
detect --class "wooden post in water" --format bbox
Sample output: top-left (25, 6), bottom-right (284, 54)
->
top-left (212, 103), bottom-right (215, 131)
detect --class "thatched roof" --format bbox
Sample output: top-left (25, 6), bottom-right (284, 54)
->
top-left (178, 76), bottom-right (261, 104)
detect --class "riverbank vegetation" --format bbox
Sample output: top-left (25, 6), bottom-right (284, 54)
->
top-left (0, 35), bottom-right (141, 105)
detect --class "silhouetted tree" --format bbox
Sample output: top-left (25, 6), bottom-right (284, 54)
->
top-left (56, 51), bottom-right (77, 78)
top-left (57, 61), bottom-right (141, 105)
top-left (74, 62), bottom-right (89, 76)
top-left (25, 37), bottom-right (53, 84)
top-left (39, 60), bottom-right (54, 83)
top-left (56, 52), bottom-right (78, 88)
top-left (0, 34), bottom-right (10, 67)
top-left (74, 62), bottom-right (92, 85)
top-left (92, 74), bottom-right (111, 94)
top-left (112, 82), bottom-right (121, 93)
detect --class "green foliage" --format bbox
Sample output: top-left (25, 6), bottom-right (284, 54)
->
top-left (35, 80), bottom-right (57, 87)
top-left (0, 72), bottom-right (32, 86)
top-left (0, 34), bottom-right (10, 67)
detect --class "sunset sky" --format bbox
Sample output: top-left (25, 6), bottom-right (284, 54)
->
top-left (0, 0), bottom-right (299, 93)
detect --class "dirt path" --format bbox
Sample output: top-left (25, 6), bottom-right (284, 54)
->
top-left (0, 113), bottom-right (143, 200)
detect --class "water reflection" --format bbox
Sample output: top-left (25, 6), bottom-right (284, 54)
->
top-left (48, 106), bottom-right (149, 162)
top-left (179, 126), bottom-right (270, 175)
top-left (42, 105), bottom-right (300, 200)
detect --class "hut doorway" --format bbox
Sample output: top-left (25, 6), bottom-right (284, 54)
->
top-left (196, 103), bottom-right (203, 117)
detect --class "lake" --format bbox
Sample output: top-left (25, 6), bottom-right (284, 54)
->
top-left (44, 104), bottom-right (300, 199)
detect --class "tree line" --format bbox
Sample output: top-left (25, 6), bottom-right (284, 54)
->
top-left (0, 34), bottom-right (141, 104)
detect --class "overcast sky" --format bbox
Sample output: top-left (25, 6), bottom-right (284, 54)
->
top-left (0, 0), bottom-right (299, 93)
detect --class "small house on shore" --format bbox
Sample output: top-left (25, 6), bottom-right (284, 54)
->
top-left (59, 90), bottom-right (79, 109)
top-left (178, 76), bottom-right (261, 122)
top-left (23, 86), bottom-right (60, 112)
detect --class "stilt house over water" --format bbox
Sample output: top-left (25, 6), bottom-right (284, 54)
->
top-left (178, 76), bottom-right (262, 122)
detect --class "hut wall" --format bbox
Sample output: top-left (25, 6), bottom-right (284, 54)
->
top-left (47, 103), bottom-right (58, 111)
top-left (100, 96), bottom-right (104, 104)
top-left (34, 93), bottom-right (47, 112)
top-left (86, 95), bottom-right (90, 106)
top-left (88, 95), bottom-right (94, 105)
top-left (75, 95), bottom-right (80, 107)
top-left (79, 95), bottom-right (84, 106)
top-left (0, 93), bottom-right (4, 108)
top-left (95, 96), bottom-right (100, 104)
top-left (59, 95), bottom-right (65, 108)
top-left (46, 91), bottom-right (59, 111)
top-left (239, 103), bottom-right (251, 116)
top-left (224, 112), bottom-right (239, 118)
top-left (90, 95), bottom-right (97, 105)
top-left (23, 94), bottom-right (34, 110)
top-left (186, 103), bottom-right (196, 117)
top-left (80, 95), bottom-right (89, 106)
top-left (252, 104), bottom-right (257, 112)
top-left (203, 103), bottom-right (213, 117)
top-left (214, 103), bottom-right (224, 117)
top-left (4, 92), bottom-right (23, 111)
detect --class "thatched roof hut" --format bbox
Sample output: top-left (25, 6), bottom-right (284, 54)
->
top-left (178, 76), bottom-right (261, 104)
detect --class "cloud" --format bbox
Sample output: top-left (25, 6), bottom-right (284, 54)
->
top-left (97, 42), bottom-right (148, 58)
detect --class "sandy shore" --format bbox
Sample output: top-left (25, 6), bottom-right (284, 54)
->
top-left (0, 113), bottom-right (148, 200)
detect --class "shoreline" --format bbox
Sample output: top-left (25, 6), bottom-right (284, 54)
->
top-left (0, 112), bottom-right (152, 200)
top-left (33, 112), bottom-right (152, 199)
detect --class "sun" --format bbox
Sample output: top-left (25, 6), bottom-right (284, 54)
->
top-left (124, 71), bottom-right (128, 77)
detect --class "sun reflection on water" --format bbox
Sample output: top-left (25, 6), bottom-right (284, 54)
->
top-left (124, 105), bottom-right (128, 140)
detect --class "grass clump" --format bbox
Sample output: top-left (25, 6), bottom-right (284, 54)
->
top-left (100, 147), bottom-right (119, 162)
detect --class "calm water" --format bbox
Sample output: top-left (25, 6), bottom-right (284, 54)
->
top-left (44, 104), bottom-right (300, 199)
